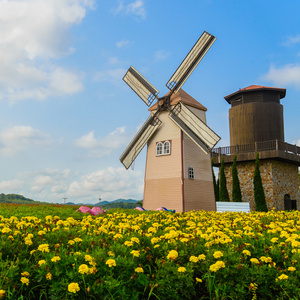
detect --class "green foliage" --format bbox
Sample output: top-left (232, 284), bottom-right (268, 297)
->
top-left (102, 201), bottom-right (140, 209)
top-left (219, 158), bottom-right (230, 202)
top-left (253, 152), bottom-right (268, 212)
top-left (211, 158), bottom-right (219, 202)
top-left (232, 154), bottom-right (242, 202)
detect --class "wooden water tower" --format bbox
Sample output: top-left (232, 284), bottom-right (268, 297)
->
top-left (212, 85), bottom-right (300, 210)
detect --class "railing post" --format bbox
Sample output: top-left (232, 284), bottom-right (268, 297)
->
top-left (218, 147), bottom-right (221, 163)
top-left (276, 139), bottom-right (278, 151)
top-left (295, 144), bottom-right (297, 155)
top-left (255, 142), bottom-right (257, 153)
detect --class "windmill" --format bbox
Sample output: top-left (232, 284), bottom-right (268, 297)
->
top-left (120, 31), bottom-right (221, 212)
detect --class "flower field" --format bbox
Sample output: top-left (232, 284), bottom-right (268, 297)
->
top-left (0, 203), bottom-right (300, 299)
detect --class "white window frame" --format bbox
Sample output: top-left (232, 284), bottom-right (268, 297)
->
top-left (188, 167), bottom-right (194, 179)
top-left (156, 140), bottom-right (171, 156)
top-left (156, 142), bottom-right (163, 156)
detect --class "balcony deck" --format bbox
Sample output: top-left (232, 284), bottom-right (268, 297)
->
top-left (211, 139), bottom-right (300, 166)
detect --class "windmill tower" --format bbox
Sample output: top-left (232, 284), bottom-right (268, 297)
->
top-left (120, 31), bottom-right (221, 212)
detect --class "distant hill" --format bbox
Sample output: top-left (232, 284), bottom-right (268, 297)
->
top-left (0, 193), bottom-right (37, 204)
top-left (97, 199), bottom-right (139, 205)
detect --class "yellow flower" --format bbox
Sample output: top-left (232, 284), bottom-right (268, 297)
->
top-left (250, 258), bottom-right (260, 265)
top-left (195, 277), bottom-right (202, 283)
top-left (178, 267), bottom-right (186, 273)
top-left (37, 244), bottom-right (50, 253)
top-left (78, 264), bottom-right (89, 274)
top-left (68, 240), bottom-right (75, 245)
top-left (154, 245), bottom-right (160, 248)
top-left (242, 250), bottom-right (251, 256)
top-left (198, 254), bottom-right (206, 261)
top-left (260, 256), bottom-right (272, 263)
top-left (288, 266), bottom-right (296, 272)
top-left (189, 256), bottom-right (199, 263)
top-left (46, 272), bottom-right (52, 280)
top-left (135, 267), bottom-right (144, 273)
top-left (249, 283), bottom-right (258, 290)
top-left (2, 227), bottom-right (11, 234)
top-left (151, 237), bottom-right (160, 244)
top-left (124, 241), bottom-right (134, 247)
top-left (213, 251), bottom-right (223, 259)
top-left (68, 282), bottom-right (80, 293)
top-left (108, 251), bottom-right (114, 256)
top-left (276, 274), bottom-right (288, 281)
top-left (20, 277), bottom-right (29, 285)
top-left (73, 237), bottom-right (81, 243)
top-left (106, 259), bottom-right (116, 268)
top-left (25, 238), bottom-right (33, 246)
top-left (271, 237), bottom-right (278, 243)
top-left (84, 255), bottom-right (93, 262)
top-left (114, 233), bottom-right (123, 239)
top-left (131, 237), bottom-right (140, 244)
top-left (30, 250), bottom-right (36, 255)
top-left (38, 260), bottom-right (46, 266)
top-left (167, 250), bottom-right (178, 260)
top-left (51, 256), bottom-right (61, 262)
top-left (209, 261), bottom-right (225, 272)
top-left (21, 271), bottom-right (30, 277)
top-left (0, 290), bottom-right (5, 298)
top-left (130, 250), bottom-right (140, 257)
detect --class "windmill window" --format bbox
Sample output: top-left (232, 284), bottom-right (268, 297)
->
top-left (188, 167), bottom-right (194, 179)
top-left (156, 140), bottom-right (171, 156)
top-left (164, 141), bottom-right (170, 154)
top-left (156, 142), bottom-right (163, 155)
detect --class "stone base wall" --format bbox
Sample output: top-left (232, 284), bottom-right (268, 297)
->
top-left (223, 160), bottom-right (300, 211)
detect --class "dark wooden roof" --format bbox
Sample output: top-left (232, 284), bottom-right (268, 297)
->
top-left (224, 85), bottom-right (286, 104)
top-left (148, 89), bottom-right (207, 111)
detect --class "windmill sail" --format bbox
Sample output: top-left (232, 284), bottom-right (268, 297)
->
top-left (166, 31), bottom-right (216, 94)
top-left (120, 114), bottom-right (162, 169)
top-left (123, 66), bottom-right (160, 106)
top-left (169, 103), bottom-right (220, 154)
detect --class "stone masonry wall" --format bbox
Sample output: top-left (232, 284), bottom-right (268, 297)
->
top-left (223, 160), bottom-right (299, 211)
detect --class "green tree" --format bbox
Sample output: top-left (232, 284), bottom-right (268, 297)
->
top-left (219, 158), bottom-right (230, 202)
top-left (211, 159), bottom-right (219, 201)
top-left (232, 154), bottom-right (242, 202)
top-left (253, 152), bottom-right (268, 212)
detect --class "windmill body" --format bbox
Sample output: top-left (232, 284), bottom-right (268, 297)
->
top-left (120, 31), bottom-right (220, 212)
top-left (143, 90), bottom-right (216, 212)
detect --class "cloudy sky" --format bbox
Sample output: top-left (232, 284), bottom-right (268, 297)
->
top-left (0, 0), bottom-right (299, 204)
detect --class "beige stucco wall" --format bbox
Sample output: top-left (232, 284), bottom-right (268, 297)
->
top-left (224, 160), bottom-right (300, 211)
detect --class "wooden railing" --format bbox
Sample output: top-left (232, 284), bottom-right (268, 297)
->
top-left (211, 139), bottom-right (300, 157)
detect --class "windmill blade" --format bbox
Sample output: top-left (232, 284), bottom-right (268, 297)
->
top-left (123, 66), bottom-right (160, 107)
top-left (120, 114), bottom-right (162, 169)
top-left (166, 31), bottom-right (216, 94)
top-left (169, 103), bottom-right (220, 154)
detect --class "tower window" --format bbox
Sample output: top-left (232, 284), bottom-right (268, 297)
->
top-left (156, 140), bottom-right (171, 156)
top-left (188, 167), bottom-right (194, 179)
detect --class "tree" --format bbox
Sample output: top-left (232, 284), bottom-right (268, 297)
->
top-left (211, 158), bottom-right (219, 201)
top-left (253, 152), bottom-right (268, 212)
top-left (219, 157), bottom-right (230, 202)
top-left (232, 154), bottom-right (242, 202)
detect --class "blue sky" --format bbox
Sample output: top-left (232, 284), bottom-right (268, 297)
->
top-left (0, 0), bottom-right (299, 204)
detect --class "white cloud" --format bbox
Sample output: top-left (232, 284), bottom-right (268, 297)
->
top-left (0, 126), bottom-right (51, 155)
top-left (93, 68), bottom-right (127, 84)
top-left (0, 0), bottom-right (94, 103)
top-left (116, 40), bottom-right (130, 48)
top-left (0, 179), bottom-right (23, 190)
top-left (282, 34), bottom-right (300, 46)
top-left (75, 127), bottom-right (128, 158)
top-left (154, 50), bottom-right (170, 61)
top-left (68, 167), bottom-right (143, 201)
top-left (29, 168), bottom-right (70, 194)
top-left (114, 0), bottom-right (146, 19)
top-left (261, 64), bottom-right (300, 89)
